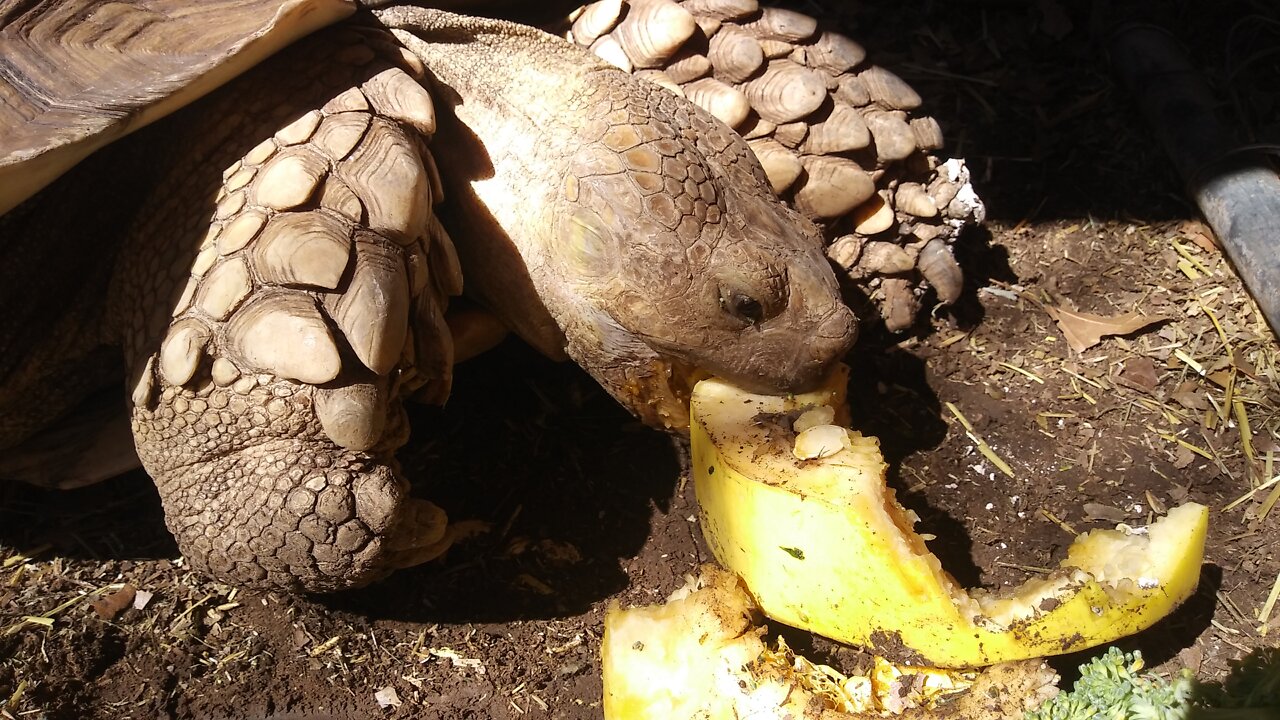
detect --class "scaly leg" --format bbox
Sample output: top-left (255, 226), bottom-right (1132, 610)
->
top-left (110, 27), bottom-right (461, 592)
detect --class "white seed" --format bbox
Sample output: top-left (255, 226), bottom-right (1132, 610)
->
top-left (793, 424), bottom-right (849, 460)
top-left (793, 406), bottom-right (835, 433)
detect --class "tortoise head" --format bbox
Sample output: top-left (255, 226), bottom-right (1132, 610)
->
top-left (384, 14), bottom-right (856, 429)
top-left (543, 82), bottom-right (857, 429)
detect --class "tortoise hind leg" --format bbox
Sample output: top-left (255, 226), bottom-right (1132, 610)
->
top-left (110, 29), bottom-right (460, 592)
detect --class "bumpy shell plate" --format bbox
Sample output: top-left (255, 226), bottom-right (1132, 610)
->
top-left (0, 0), bottom-right (357, 214)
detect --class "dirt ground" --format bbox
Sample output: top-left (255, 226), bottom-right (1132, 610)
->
top-left (3, 1), bottom-right (1279, 718)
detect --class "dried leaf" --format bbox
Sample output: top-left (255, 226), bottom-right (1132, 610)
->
top-left (374, 686), bottom-right (402, 709)
top-left (1178, 644), bottom-right (1204, 674)
top-left (1045, 305), bottom-right (1166, 352)
top-left (1231, 350), bottom-right (1259, 379)
top-left (1173, 445), bottom-right (1196, 469)
top-left (1255, 436), bottom-right (1280, 454)
top-left (90, 585), bottom-right (136, 621)
top-left (1179, 219), bottom-right (1219, 253)
top-left (1117, 356), bottom-right (1160, 393)
top-left (1083, 502), bottom-right (1129, 523)
top-left (1206, 370), bottom-right (1233, 388)
top-left (1169, 381), bottom-right (1208, 413)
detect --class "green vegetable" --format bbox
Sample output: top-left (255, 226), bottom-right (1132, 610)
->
top-left (1028, 646), bottom-right (1280, 720)
top-left (1027, 647), bottom-right (1194, 720)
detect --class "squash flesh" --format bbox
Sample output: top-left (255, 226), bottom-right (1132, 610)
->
top-left (690, 370), bottom-right (1208, 668)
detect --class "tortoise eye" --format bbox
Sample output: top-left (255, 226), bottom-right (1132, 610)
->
top-left (720, 287), bottom-right (766, 325)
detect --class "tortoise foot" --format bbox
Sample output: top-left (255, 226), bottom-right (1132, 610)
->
top-left (114, 28), bottom-right (460, 591)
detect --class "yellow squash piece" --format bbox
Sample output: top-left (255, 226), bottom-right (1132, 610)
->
top-left (690, 369), bottom-right (1209, 668)
top-left (601, 564), bottom-right (1059, 720)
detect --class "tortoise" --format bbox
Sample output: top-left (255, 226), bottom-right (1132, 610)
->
top-left (0, 0), bottom-right (864, 592)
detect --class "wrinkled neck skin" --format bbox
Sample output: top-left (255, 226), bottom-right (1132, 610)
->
top-left (382, 9), bottom-right (595, 358)
top-left (381, 8), bottom-right (857, 430)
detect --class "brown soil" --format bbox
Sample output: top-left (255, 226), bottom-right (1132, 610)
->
top-left (3, 1), bottom-right (1278, 718)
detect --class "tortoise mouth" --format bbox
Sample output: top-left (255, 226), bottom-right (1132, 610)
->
top-left (635, 359), bottom-right (705, 432)
top-left (648, 315), bottom-right (858, 399)
top-left (606, 354), bottom-right (851, 434)
top-left (584, 357), bottom-right (703, 432)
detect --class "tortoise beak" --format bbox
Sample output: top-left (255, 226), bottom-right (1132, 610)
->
top-left (777, 304), bottom-right (859, 394)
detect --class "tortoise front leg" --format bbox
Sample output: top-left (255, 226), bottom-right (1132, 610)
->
top-left (110, 29), bottom-right (460, 592)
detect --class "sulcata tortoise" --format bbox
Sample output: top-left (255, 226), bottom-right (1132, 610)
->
top-left (0, 0), bottom-right (974, 593)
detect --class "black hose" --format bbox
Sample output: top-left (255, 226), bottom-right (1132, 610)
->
top-left (1109, 21), bottom-right (1280, 337)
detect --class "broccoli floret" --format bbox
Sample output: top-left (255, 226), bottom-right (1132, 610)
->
top-left (1027, 647), bottom-right (1194, 720)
